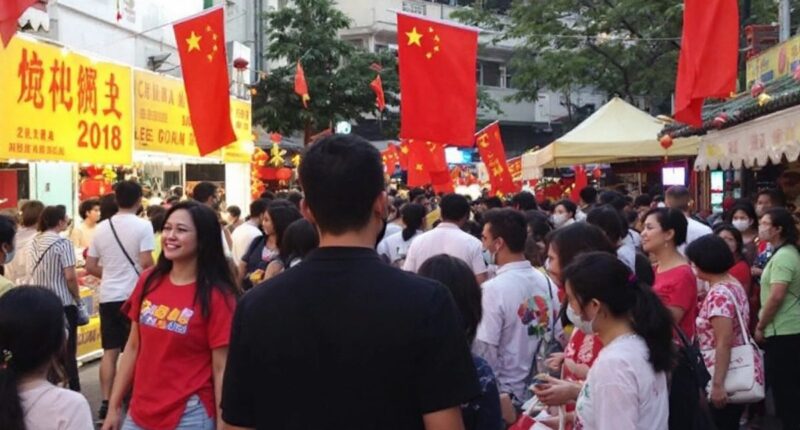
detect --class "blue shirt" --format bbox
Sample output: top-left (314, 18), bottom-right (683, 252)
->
top-left (462, 355), bottom-right (503, 430)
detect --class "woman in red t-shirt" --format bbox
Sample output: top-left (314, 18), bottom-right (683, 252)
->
top-left (103, 201), bottom-right (240, 430)
top-left (641, 208), bottom-right (698, 339)
top-left (714, 224), bottom-right (752, 296)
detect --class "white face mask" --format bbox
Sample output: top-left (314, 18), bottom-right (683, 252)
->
top-left (552, 213), bottom-right (568, 227)
top-left (566, 304), bottom-right (595, 334)
top-left (732, 219), bottom-right (751, 232)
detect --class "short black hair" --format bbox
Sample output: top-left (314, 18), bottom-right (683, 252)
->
top-left (586, 205), bottom-right (627, 244)
top-left (226, 205), bottom-right (242, 218)
top-left (483, 208), bottom-right (527, 253)
top-left (99, 193), bottom-right (118, 221)
top-left (78, 199), bottom-right (100, 220)
top-left (634, 194), bottom-right (652, 208)
top-left (418, 254), bottom-right (482, 344)
top-left (665, 186), bottom-right (691, 211)
top-left (685, 234), bottom-right (735, 275)
top-left (440, 194), bottom-right (471, 222)
top-left (38, 205), bottom-right (67, 232)
top-left (408, 188), bottom-right (427, 204)
top-left (115, 180), bottom-right (143, 209)
top-left (524, 210), bottom-right (552, 242)
top-left (757, 188), bottom-right (786, 207)
top-left (485, 196), bottom-right (503, 209)
top-left (0, 215), bottom-right (15, 247)
top-left (579, 187), bottom-right (597, 204)
top-left (287, 191), bottom-right (303, 209)
top-left (599, 191), bottom-right (627, 211)
top-left (554, 199), bottom-right (577, 216)
top-left (249, 198), bottom-right (269, 220)
top-left (510, 191), bottom-right (538, 211)
top-left (725, 202), bottom-right (757, 225)
top-left (299, 134), bottom-right (384, 234)
top-left (192, 182), bottom-right (218, 204)
top-left (644, 207), bottom-right (688, 246)
top-left (147, 205), bottom-right (167, 233)
top-left (713, 223), bottom-right (744, 258)
top-left (763, 207), bottom-right (799, 244)
top-left (260, 190), bottom-right (276, 201)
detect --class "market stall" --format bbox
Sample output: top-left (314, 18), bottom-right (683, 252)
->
top-left (521, 97), bottom-right (699, 178)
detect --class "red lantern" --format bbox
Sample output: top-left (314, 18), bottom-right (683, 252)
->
top-left (592, 167), bottom-right (602, 179)
top-left (276, 167), bottom-right (293, 181)
top-left (233, 57), bottom-right (249, 71)
top-left (751, 81), bottom-right (765, 98)
top-left (659, 134), bottom-right (673, 150)
top-left (270, 133), bottom-right (282, 144)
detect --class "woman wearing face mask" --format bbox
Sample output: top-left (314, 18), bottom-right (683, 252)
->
top-left (725, 203), bottom-right (758, 264)
top-left (754, 207), bottom-right (800, 430)
top-left (685, 235), bottom-right (759, 430)
top-left (29, 205), bottom-right (81, 392)
top-left (532, 224), bottom-right (616, 427)
top-left (641, 208), bottom-right (698, 340)
top-left (713, 224), bottom-right (752, 296)
top-left (0, 216), bottom-right (16, 297)
top-left (562, 252), bottom-right (674, 430)
top-left (552, 200), bottom-right (577, 229)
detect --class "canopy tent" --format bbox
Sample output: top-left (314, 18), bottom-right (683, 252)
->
top-left (521, 97), bottom-right (699, 179)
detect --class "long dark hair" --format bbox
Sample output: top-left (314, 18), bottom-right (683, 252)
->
top-left (267, 201), bottom-right (303, 249)
top-left (418, 254), bottom-right (482, 344)
top-left (139, 201), bottom-right (240, 318)
top-left (546, 223), bottom-right (617, 272)
top-left (764, 207), bottom-right (799, 246)
top-left (401, 203), bottom-right (426, 241)
top-left (279, 219), bottom-right (319, 265)
top-left (563, 252), bottom-right (675, 372)
top-left (0, 287), bottom-right (67, 430)
top-left (713, 223), bottom-right (744, 259)
top-left (37, 205), bottom-right (66, 232)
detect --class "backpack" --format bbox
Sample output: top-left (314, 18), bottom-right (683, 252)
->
top-left (669, 326), bottom-right (716, 430)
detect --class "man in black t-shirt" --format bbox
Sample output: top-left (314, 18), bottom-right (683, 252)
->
top-left (221, 134), bottom-right (480, 430)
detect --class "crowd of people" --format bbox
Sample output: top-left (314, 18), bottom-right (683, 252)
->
top-left (0, 133), bottom-right (798, 430)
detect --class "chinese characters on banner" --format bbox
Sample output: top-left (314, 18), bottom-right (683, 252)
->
top-left (475, 122), bottom-right (518, 195)
top-left (0, 37), bottom-right (132, 164)
top-left (507, 157), bottom-right (522, 183)
top-left (133, 70), bottom-right (252, 162)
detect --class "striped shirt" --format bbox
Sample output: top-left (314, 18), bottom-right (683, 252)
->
top-left (29, 231), bottom-right (77, 307)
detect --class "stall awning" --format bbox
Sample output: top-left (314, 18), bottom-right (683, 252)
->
top-left (694, 105), bottom-right (800, 171)
top-left (521, 97), bottom-right (699, 179)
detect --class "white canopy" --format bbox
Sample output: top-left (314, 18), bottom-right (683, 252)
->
top-left (521, 97), bottom-right (698, 179)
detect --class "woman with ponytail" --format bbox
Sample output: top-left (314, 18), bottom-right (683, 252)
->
top-left (0, 287), bottom-right (93, 430)
top-left (377, 203), bottom-right (426, 267)
top-left (562, 252), bottom-right (674, 430)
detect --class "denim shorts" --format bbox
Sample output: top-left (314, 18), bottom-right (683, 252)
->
top-left (122, 395), bottom-right (214, 430)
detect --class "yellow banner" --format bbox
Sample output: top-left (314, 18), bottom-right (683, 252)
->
top-left (134, 70), bottom-right (252, 162)
top-left (746, 35), bottom-right (800, 86)
top-left (0, 37), bottom-right (133, 164)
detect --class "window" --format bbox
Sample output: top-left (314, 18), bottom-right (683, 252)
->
top-left (480, 61), bottom-right (501, 87)
top-left (402, 0), bottom-right (426, 15)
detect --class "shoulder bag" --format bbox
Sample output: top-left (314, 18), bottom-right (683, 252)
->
top-left (109, 218), bottom-right (140, 276)
top-left (701, 285), bottom-right (765, 403)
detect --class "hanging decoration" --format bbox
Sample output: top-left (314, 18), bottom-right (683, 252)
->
top-left (269, 142), bottom-right (286, 167)
top-left (659, 134), bottom-right (674, 150)
top-left (712, 112), bottom-right (729, 129)
top-left (750, 81), bottom-right (765, 98)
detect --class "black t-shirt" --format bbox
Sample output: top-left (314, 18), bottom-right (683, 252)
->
top-left (221, 247), bottom-right (480, 429)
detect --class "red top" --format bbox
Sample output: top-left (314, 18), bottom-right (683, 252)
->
top-left (653, 264), bottom-right (698, 339)
top-left (729, 259), bottom-right (752, 295)
top-left (124, 272), bottom-right (236, 430)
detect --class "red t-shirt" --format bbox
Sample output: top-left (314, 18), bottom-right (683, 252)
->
top-left (653, 264), bottom-right (698, 339)
top-left (124, 272), bottom-right (236, 430)
top-left (729, 259), bottom-right (752, 295)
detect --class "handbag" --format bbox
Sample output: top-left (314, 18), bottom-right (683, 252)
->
top-left (76, 300), bottom-right (90, 326)
top-left (701, 286), bottom-right (765, 404)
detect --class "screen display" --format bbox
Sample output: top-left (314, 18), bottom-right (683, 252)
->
top-left (662, 167), bottom-right (686, 186)
top-left (710, 171), bottom-right (724, 192)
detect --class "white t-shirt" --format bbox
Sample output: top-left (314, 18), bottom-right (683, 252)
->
top-left (474, 260), bottom-right (560, 400)
top-left (377, 230), bottom-right (422, 266)
top-left (19, 379), bottom-right (93, 430)
top-left (6, 226), bottom-right (37, 285)
top-left (626, 229), bottom-right (642, 249)
top-left (88, 213), bottom-right (155, 303)
top-left (403, 222), bottom-right (487, 275)
top-left (232, 221), bottom-right (262, 263)
top-left (679, 216), bottom-right (713, 255)
top-left (617, 240), bottom-right (637, 272)
top-left (385, 222), bottom-right (402, 238)
top-left (576, 334), bottom-right (668, 430)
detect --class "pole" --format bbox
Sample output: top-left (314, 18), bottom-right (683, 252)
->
top-left (779, 0), bottom-right (791, 42)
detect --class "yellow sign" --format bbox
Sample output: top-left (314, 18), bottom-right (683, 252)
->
top-left (134, 70), bottom-right (253, 161)
top-left (746, 35), bottom-right (800, 86)
top-left (0, 37), bottom-right (133, 164)
top-left (76, 316), bottom-right (102, 358)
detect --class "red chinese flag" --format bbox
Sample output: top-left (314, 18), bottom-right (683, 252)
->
top-left (381, 146), bottom-right (398, 176)
top-left (173, 7), bottom-right (237, 156)
top-left (475, 122), bottom-right (517, 195)
top-left (396, 140), bottom-right (410, 169)
top-left (570, 165), bottom-right (588, 203)
top-left (294, 61), bottom-right (310, 108)
top-left (407, 140), bottom-right (449, 187)
top-left (370, 75), bottom-right (386, 111)
top-left (397, 12), bottom-right (478, 147)
top-left (0, 0), bottom-right (37, 47)
top-left (674, 0), bottom-right (738, 127)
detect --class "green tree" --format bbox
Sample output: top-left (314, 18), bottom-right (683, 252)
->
top-left (251, 0), bottom-right (399, 144)
top-left (452, 0), bottom-right (685, 117)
